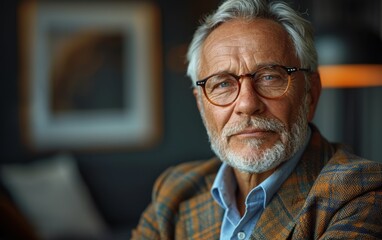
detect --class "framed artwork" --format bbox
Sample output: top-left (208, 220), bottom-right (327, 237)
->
top-left (19, 2), bottom-right (162, 151)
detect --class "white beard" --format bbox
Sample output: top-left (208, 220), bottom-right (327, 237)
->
top-left (201, 96), bottom-right (309, 173)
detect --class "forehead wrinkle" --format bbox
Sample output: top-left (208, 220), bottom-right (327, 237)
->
top-left (204, 45), bottom-right (262, 75)
top-left (200, 19), bottom-right (299, 78)
top-left (214, 46), bottom-right (288, 75)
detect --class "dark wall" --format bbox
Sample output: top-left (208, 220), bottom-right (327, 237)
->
top-left (1, 1), bottom-right (21, 161)
top-left (1, 0), bottom-right (221, 230)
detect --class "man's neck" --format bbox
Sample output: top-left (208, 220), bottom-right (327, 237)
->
top-left (233, 168), bottom-right (274, 216)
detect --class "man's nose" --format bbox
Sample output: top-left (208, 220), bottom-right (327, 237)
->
top-left (234, 77), bottom-right (265, 116)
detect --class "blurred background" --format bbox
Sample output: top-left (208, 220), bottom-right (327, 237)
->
top-left (0, 0), bottom-right (381, 239)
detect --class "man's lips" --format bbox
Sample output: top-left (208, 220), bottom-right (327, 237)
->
top-left (229, 128), bottom-right (275, 138)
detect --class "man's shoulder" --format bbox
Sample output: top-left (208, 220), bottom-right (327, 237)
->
top-left (312, 145), bottom-right (382, 200)
top-left (323, 144), bottom-right (382, 175)
top-left (156, 157), bottom-right (221, 185)
top-left (162, 157), bottom-right (221, 177)
top-left (152, 157), bottom-right (221, 203)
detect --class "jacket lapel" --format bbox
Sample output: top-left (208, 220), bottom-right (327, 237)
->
top-left (251, 164), bottom-right (312, 239)
top-left (251, 126), bottom-right (334, 239)
top-left (178, 170), bottom-right (224, 239)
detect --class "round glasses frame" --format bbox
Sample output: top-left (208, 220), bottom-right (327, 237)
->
top-left (195, 65), bottom-right (311, 107)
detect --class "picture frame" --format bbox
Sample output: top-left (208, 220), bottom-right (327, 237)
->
top-left (19, 2), bottom-right (162, 151)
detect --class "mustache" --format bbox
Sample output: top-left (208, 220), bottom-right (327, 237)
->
top-left (222, 117), bottom-right (286, 137)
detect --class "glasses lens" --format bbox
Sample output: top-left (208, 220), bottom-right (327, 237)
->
top-left (254, 66), bottom-right (289, 98)
top-left (204, 73), bottom-right (239, 105)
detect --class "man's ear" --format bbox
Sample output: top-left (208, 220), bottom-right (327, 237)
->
top-left (193, 88), bottom-right (203, 112)
top-left (307, 72), bottom-right (322, 121)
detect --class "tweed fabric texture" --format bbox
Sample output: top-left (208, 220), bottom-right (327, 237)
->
top-left (131, 126), bottom-right (382, 239)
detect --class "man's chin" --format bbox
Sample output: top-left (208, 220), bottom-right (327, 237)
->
top-left (217, 141), bottom-right (287, 173)
top-left (223, 156), bottom-right (285, 174)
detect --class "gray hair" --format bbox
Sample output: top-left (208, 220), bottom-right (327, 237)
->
top-left (186, 0), bottom-right (317, 87)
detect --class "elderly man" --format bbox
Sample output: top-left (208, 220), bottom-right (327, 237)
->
top-left (132, 0), bottom-right (382, 239)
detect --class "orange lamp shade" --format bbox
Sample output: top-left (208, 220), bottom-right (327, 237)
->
top-left (319, 64), bottom-right (382, 88)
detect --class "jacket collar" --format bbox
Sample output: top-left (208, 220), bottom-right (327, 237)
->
top-left (251, 125), bottom-right (334, 239)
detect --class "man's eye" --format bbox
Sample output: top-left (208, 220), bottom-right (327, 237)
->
top-left (263, 75), bottom-right (274, 81)
top-left (208, 75), bottom-right (236, 90)
top-left (258, 73), bottom-right (282, 82)
top-left (217, 81), bottom-right (232, 88)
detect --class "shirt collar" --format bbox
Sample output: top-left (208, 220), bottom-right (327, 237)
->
top-left (211, 127), bottom-right (311, 209)
top-left (211, 163), bottom-right (236, 209)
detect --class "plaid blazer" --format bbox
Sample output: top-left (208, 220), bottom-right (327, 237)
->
top-left (131, 126), bottom-right (382, 239)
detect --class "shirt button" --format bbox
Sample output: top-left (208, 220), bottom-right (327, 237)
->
top-left (237, 231), bottom-right (246, 240)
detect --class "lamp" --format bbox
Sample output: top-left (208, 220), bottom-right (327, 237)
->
top-left (311, 0), bottom-right (382, 163)
top-left (313, 25), bottom-right (382, 160)
top-left (318, 65), bottom-right (382, 88)
top-left (316, 28), bottom-right (382, 88)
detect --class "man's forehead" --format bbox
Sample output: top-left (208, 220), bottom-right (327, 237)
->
top-left (199, 19), bottom-right (296, 75)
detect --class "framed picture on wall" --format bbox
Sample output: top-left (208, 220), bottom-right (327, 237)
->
top-left (19, 2), bottom-right (162, 151)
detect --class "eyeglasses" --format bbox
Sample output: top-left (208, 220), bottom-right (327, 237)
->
top-left (196, 65), bottom-right (311, 107)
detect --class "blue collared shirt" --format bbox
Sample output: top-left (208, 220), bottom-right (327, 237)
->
top-left (211, 128), bottom-right (311, 240)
